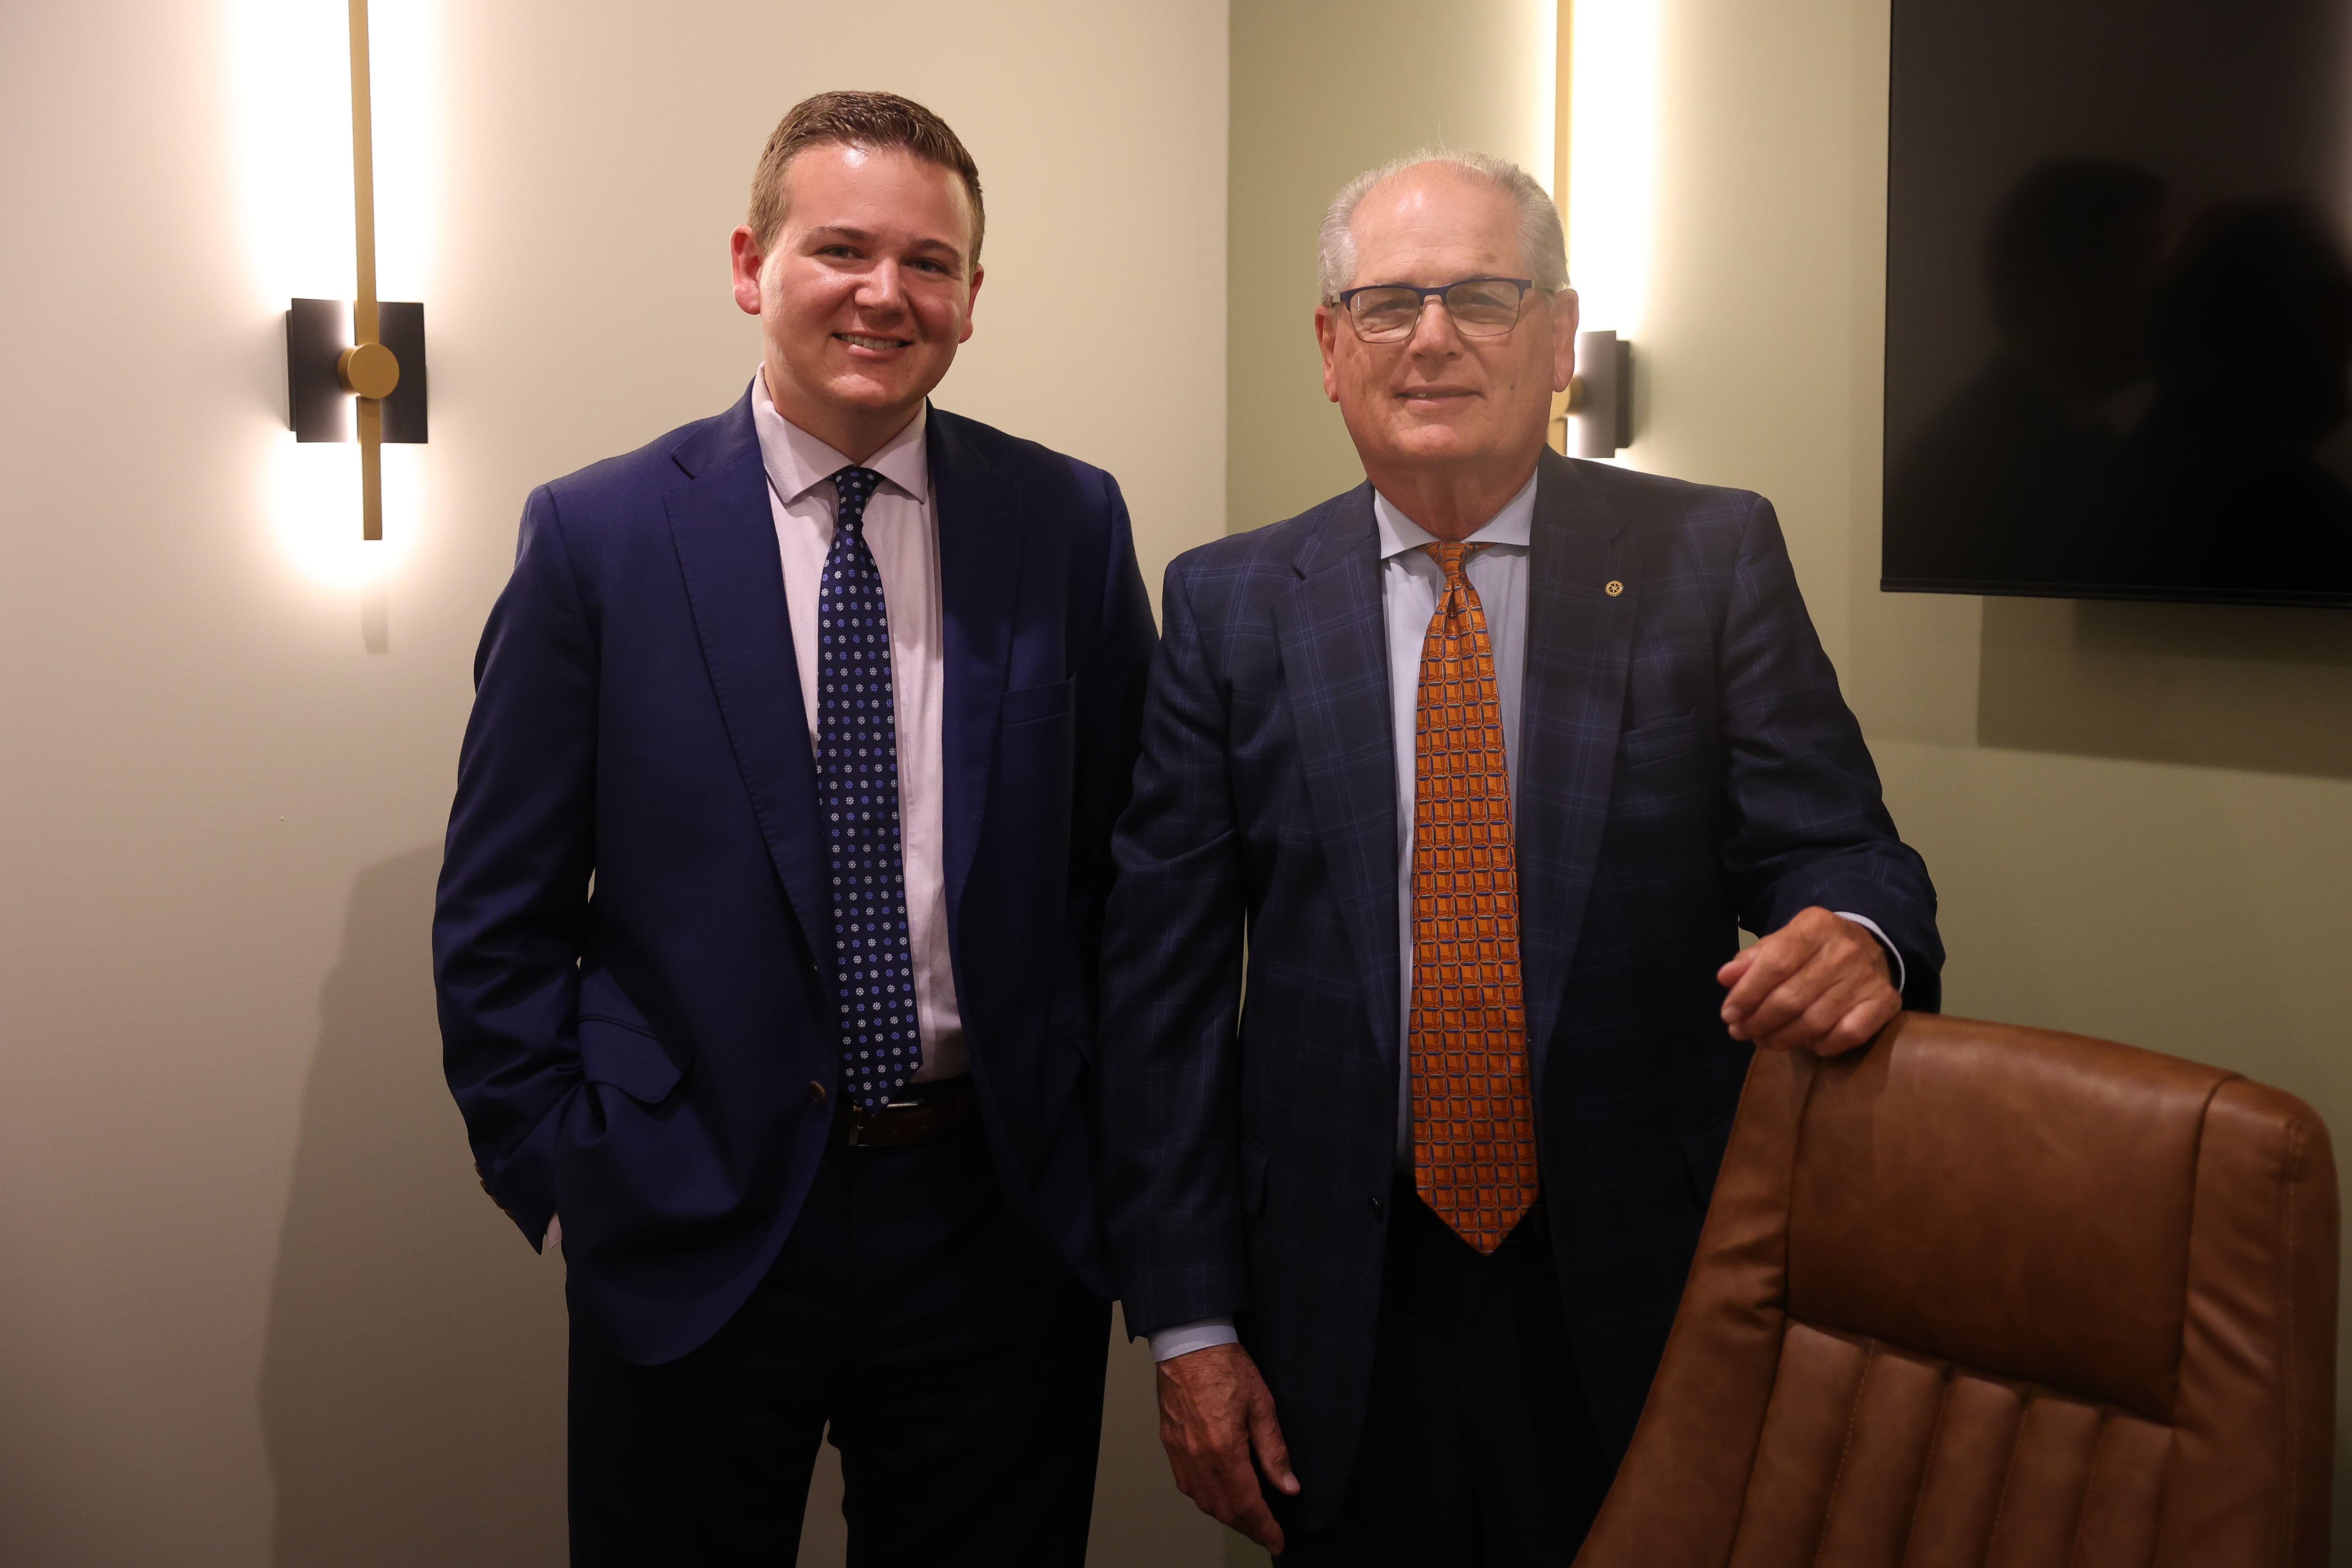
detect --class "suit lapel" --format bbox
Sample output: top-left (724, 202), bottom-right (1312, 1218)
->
top-left (1273, 489), bottom-right (1404, 1072)
top-left (1517, 452), bottom-right (1638, 1083)
top-left (663, 395), bottom-right (833, 975)
top-left (928, 409), bottom-right (1022, 931)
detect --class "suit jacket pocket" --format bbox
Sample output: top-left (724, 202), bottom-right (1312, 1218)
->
top-left (576, 970), bottom-right (689, 1105)
top-left (578, 1016), bottom-right (684, 1105)
top-left (1000, 676), bottom-right (1076, 727)
top-left (1621, 710), bottom-right (1703, 770)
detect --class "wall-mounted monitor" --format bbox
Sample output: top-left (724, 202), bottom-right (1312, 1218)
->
top-left (1883, 0), bottom-right (2352, 607)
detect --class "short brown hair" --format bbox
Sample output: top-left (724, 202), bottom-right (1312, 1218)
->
top-left (747, 91), bottom-right (985, 265)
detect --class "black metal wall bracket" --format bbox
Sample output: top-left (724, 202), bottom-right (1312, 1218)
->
top-left (1569, 329), bottom-right (1632, 457)
top-left (285, 297), bottom-right (427, 444)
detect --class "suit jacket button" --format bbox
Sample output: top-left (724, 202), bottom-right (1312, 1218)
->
top-left (808, 1081), bottom-right (828, 1106)
top-left (1369, 1196), bottom-right (1386, 1218)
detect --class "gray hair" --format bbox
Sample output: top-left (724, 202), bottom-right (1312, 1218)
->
top-left (1317, 148), bottom-right (1568, 302)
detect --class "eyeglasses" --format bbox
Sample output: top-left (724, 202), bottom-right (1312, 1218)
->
top-left (1333, 276), bottom-right (1541, 342)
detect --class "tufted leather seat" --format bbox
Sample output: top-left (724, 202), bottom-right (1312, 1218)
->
top-left (1576, 1012), bottom-right (2337, 1567)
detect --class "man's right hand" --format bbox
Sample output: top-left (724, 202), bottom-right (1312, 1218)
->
top-left (1155, 1341), bottom-right (1300, 1554)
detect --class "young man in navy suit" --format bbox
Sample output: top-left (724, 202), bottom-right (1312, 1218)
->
top-left (1101, 152), bottom-right (1940, 1563)
top-left (435, 92), bottom-right (1154, 1566)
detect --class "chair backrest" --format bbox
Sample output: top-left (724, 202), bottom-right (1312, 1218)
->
top-left (1576, 1012), bottom-right (2337, 1568)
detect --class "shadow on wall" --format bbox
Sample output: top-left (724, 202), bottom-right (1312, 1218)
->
top-left (258, 845), bottom-right (569, 1568)
top-left (1978, 596), bottom-right (2352, 778)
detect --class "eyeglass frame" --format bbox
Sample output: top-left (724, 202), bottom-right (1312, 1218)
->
top-left (1329, 275), bottom-right (1546, 341)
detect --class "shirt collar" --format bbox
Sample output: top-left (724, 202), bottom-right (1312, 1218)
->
top-left (1372, 467), bottom-right (1539, 561)
top-left (750, 369), bottom-right (930, 508)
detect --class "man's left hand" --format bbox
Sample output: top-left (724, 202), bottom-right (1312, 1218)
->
top-left (1716, 907), bottom-right (1899, 1056)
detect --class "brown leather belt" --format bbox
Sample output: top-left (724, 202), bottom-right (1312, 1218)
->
top-left (831, 1076), bottom-right (977, 1148)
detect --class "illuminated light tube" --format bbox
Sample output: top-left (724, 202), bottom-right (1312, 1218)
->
top-left (1558, 0), bottom-right (1658, 460)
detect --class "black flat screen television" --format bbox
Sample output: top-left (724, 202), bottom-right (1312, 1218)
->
top-left (1883, 0), bottom-right (2352, 607)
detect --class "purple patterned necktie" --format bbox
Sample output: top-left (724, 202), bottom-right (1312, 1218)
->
top-left (818, 465), bottom-right (921, 1109)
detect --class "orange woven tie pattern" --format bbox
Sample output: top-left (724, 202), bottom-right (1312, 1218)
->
top-left (1409, 541), bottom-right (1539, 1254)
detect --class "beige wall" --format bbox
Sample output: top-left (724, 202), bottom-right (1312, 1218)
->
top-left (1228, 0), bottom-right (2352, 1554)
top-left (0, 3), bottom-right (1225, 1564)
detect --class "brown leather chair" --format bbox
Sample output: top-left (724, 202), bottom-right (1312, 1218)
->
top-left (1577, 1012), bottom-right (2337, 1567)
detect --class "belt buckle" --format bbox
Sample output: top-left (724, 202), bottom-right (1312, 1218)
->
top-left (842, 1096), bottom-right (923, 1148)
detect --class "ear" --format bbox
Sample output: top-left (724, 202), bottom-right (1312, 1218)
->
top-left (1550, 287), bottom-right (1581, 394)
top-left (958, 263), bottom-right (985, 345)
top-left (729, 226), bottom-right (765, 317)
top-left (1315, 303), bottom-right (1343, 404)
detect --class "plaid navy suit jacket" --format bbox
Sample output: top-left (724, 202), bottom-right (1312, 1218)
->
top-left (1099, 449), bottom-right (1940, 1531)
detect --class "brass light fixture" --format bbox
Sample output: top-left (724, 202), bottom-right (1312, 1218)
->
top-left (284, 0), bottom-right (426, 538)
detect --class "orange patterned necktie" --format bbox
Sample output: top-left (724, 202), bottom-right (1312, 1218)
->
top-left (1409, 541), bottom-right (1540, 1254)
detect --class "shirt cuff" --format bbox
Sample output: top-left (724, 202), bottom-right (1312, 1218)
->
top-left (544, 1214), bottom-right (562, 1252)
top-left (1834, 912), bottom-right (1906, 996)
top-left (1148, 1316), bottom-right (1240, 1362)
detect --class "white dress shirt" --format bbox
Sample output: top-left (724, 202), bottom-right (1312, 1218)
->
top-left (1144, 472), bottom-right (1902, 1361)
top-left (753, 373), bottom-right (968, 1084)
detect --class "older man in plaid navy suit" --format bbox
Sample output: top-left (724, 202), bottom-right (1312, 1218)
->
top-left (1099, 152), bottom-right (1942, 1564)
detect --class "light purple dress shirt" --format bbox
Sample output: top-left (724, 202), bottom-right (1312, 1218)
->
top-left (753, 372), bottom-right (969, 1084)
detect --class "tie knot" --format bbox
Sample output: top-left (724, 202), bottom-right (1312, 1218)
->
top-left (1423, 541), bottom-right (1481, 584)
top-left (829, 465), bottom-right (886, 529)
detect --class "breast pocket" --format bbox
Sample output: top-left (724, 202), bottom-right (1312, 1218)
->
top-left (1000, 676), bottom-right (1076, 728)
top-left (988, 678), bottom-right (1078, 933)
top-left (1620, 710), bottom-right (1705, 772)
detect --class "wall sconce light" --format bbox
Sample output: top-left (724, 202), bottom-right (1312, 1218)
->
top-left (1547, 0), bottom-right (1644, 460)
top-left (283, 0), bottom-right (425, 540)
top-left (1565, 329), bottom-right (1632, 456)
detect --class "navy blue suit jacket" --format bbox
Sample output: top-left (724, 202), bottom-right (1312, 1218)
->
top-left (435, 390), bottom-right (1155, 1364)
top-left (1099, 451), bottom-right (1940, 1530)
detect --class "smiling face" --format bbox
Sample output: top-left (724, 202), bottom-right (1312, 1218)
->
top-left (1315, 163), bottom-right (1576, 517)
top-left (730, 142), bottom-right (983, 461)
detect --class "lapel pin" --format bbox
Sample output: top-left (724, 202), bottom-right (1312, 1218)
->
top-left (1605, 580), bottom-right (1624, 597)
